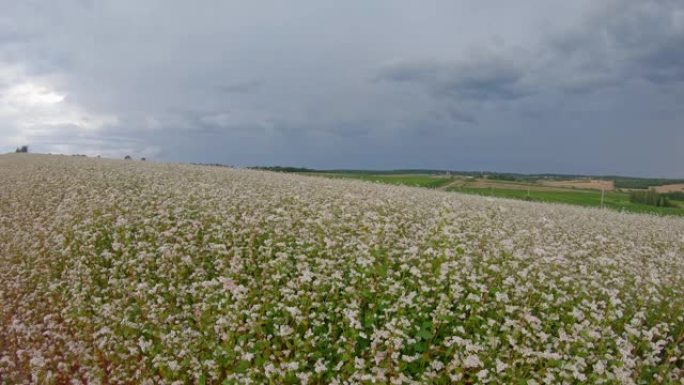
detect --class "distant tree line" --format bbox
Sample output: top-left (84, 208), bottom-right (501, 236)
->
top-left (15, 145), bottom-right (28, 153)
top-left (613, 178), bottom-right (684, 189)
top-left (252, 166), bottom-right (317, 173)
top-left (191, 162), bottom-right (233, 168)
top-left (629, 189), bottom-right (675, 207)
top-left (485, 173), bottom-right (524, 182)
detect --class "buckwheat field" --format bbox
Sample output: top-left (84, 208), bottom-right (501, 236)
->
top-left (1, 154), bottom-right (683, 385)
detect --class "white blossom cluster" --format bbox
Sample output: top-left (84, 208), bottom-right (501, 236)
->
top-left (1, 154), bottom-right (683, 384)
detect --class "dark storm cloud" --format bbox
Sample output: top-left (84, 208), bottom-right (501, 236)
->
top-left (380, 1), bottom-right (684, 100)
top-left (377, 57), bottom-right (530, 101)
top-left (0, 0), bottom-right (682, 176)
top-left (547, 0), bottom-right (684, 88)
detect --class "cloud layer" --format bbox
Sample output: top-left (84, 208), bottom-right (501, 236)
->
top-left (1, 0), bottom-right (682, 176)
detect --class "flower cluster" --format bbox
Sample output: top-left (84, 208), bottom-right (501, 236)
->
top-left (1, 154), bottom-right (683, 384)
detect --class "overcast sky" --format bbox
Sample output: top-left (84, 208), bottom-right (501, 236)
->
top-left (1, 0), bottom-right (683, 176)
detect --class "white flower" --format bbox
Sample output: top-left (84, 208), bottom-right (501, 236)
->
top-left (297, 372), bottom-right (310, 384)
top-left (167, 360), bottom-right (180, 371)
top-left (463, 354), bottom-right (483, 368)
top-left (495, 359), bottom-right (508, 373)
top-left (430, 360), bottom-right (444, 371)
top-left (314, 359), bottom-right (327, 374)
top-left (593, 360), bottom-right (605, 375)
top-left (279, 325), bottom-right (294, 337)
top-left (466, 293), bottom-right (481, 303)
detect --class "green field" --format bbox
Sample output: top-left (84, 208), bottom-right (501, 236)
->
top-left (304, 172), bottom-right (684, 216)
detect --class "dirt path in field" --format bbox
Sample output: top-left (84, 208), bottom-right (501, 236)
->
top-left (438, 178), bottom-right (468, 190)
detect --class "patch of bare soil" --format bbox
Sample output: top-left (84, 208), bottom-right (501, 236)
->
top-left (460, 180), bottom-right (574, 192)
top-left (653, 184), bottom-right (684, 193)
top-left (541, 179), bottom-right (614, 191)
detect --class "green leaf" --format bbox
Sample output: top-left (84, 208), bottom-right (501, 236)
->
top-left (417, 329), bottom-right (432, 340)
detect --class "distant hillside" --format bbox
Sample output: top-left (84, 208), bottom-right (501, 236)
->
top-left (250, 166), bottom-right (684, 189)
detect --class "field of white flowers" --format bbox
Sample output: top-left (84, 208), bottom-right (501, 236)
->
top-left (1, 154), bottom-right (683, 384)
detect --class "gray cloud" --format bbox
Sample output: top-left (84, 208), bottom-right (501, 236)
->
top-left (380, 1), bottom-right (684, 100)
top-left (218, 81), bottom-right (262, 94)
top-left (377, 55), bottom-right (531, 101)
top-left (547, 1), bottom-right (684, 87)
top-left (0, 0), bottom-right (682, 176)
